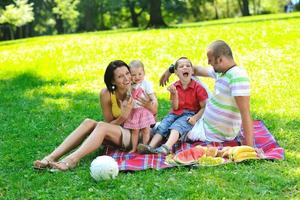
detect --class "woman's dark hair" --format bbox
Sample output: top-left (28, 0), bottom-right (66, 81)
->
top-left (104, 60), bottom-right (130, 92)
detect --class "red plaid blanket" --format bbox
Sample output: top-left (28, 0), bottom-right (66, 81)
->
top-left (103, 120), bottom-right (284, 171)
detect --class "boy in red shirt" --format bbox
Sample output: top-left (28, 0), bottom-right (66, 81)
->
top-left (138, 57), bottom-right (208, 154)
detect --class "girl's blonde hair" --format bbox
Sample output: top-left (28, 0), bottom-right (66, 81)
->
top-left (129, 60), bottom-right (145, 71)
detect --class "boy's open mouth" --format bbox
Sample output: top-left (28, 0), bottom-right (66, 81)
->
top-left (183, 72), bottom-right (189, 77)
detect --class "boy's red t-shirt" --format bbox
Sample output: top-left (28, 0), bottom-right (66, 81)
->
top-left (171, 79), bottom-right (208, 115)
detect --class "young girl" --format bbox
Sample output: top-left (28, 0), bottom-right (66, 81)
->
top-left (123, 60), bottom-right (156, 153)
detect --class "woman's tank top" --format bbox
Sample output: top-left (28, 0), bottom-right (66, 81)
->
top-left (111, 93), bottom-right (121, 118)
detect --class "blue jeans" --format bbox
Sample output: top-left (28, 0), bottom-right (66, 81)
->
top-left (156, 111), bottom-right (195, 137)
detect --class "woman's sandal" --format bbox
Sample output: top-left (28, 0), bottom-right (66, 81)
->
top-left (49, 158), bottom-right (77, 172)
top-left (33, 157), bottom-right (53, 170)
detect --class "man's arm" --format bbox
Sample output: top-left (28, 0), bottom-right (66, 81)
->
top-left (234, 96), bottom-right (253, 147)
top-left (193, 65), bottom-right (210, 77)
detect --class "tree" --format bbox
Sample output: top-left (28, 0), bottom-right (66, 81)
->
top-left (0, 0), bottom-right (34, 40)
top-left (125, 0), bottom-right (147, 27)
top-left (52, 0), bottom-right (80, 33)
top-left (213, 0), bottom-right (219, 19)
top-left (147, 0), bottom-right (167, 28)
top-left (187, 0), bottom-right (204, 21)
top-left (237, 0), bottom-right (250, 16)
top-left (77, 0), bottom-right (98, 31)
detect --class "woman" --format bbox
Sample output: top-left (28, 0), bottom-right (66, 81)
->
top-left (33, 60), bottom-right (157, 171)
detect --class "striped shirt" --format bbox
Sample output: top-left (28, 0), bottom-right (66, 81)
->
top-left (202, 66), bottom-right (250, 142)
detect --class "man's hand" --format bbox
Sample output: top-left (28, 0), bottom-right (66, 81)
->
top-left (159, 68), bottom-right (172, 87)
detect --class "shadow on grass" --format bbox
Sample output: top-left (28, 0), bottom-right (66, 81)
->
top-left (0, 72), bottom-right (100, 165)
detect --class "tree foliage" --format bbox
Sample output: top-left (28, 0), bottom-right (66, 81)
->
top-left (52, 0), bottom-right (80, 32)
top-left (0, 0), bottom-right (34, 39)
top-left (0, 0), bottom-right (294, 41)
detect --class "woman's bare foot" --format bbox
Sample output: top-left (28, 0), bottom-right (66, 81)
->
top-left (49, 157), bottom-right (77, 171)
top-left (33, 156), bottom-right (55, 170)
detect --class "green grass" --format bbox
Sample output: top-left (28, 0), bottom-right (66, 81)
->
top-left (1, 12), bottom-right (300, 199)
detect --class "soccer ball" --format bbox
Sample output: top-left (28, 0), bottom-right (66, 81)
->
top-left (90, 156), bottom-right (119, 181)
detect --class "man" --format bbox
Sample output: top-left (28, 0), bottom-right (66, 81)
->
top-left (160, 40), bottom-right (253, 146)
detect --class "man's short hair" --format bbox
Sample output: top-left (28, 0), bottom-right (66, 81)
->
top-left (208, 40), bottom-right (233, 59)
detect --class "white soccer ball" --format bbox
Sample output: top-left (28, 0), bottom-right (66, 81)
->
top-left (90, 156), bottom-right (119, 181)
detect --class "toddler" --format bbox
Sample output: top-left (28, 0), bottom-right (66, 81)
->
top-left (124, 60), bottom-right (156, 153)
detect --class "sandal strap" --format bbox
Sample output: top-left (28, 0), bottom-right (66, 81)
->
top-left (161, 144), bottom-right (171, 154)
top-left (155, 144), bottom-right (171, 154)
top-left (50, 158), bottom-right (77, 171)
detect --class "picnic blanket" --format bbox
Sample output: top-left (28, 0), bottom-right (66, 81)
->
top-left (103, 120), bottom-right (284, 171)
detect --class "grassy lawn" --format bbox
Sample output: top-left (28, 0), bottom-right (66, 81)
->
top-left (0, 12), bottom-right (299, 199)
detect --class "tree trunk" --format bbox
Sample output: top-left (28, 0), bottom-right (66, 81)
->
top-left (8, 25), bottom-right (14, 40)
top-left (0, 25), bottom-right (11, 41)
top-left (226, 0), bottom-right (230, 18)
top-left (257, 0), bottom-right (261, 14)
top-left (81, 0), bottom-right (98, 31)
top-left (18, 26), bottom-right (23, 39)
top-left (237, 0), bottom-right (250, 16)
top-left (202, 2), bottom-right (208, 20)
top-left (147, 0), bottom-right (167, 28)
top-left (127, 0), bottom-right (139, 27)
top-left (54, 14), bottom-right (64, 34)
top-left (241, 0), bottom-right (250, 16)
top-left (98, 2), bottom-right (107, 30)
top-left (213, 0), bottom-right (219, 19)
top-left (252, 0), bottom-right (256, 14)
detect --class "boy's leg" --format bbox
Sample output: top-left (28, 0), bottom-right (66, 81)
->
top-left (155, 129), bottom-right (180, 154)
top-left (149, 134), bottom-right (163, 148)
top-left (164, 129), bottom-right (180, 149)
top-left (138, 114), bottom-right (177, 154)
top-left (149, 113), bottom-right (177, 148)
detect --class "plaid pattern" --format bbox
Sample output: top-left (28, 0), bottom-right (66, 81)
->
top-left (103, 120), bottom-right (284, 171)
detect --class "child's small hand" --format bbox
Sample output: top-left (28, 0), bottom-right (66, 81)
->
top-left (187, 116), bottom-right (197, 125)
top-left (120, 97), bottom-right (133, 119)
top-left (167, 85), bottom-right (177, 94)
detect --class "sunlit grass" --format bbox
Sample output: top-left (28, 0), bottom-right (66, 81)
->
top-left (0, 13), bottom-right (299, 199)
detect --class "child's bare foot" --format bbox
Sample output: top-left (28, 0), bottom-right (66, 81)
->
top-left (129, 149), bottom-right (136, 153)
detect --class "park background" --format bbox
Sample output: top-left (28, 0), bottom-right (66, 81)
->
top-left (0, 0), bottom-right (300, 199)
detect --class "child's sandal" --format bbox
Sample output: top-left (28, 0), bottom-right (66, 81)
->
top-left (155, 144), bottom-right (171, 155)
